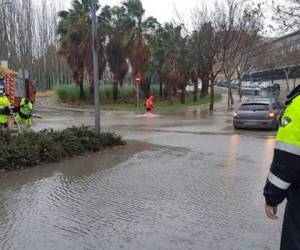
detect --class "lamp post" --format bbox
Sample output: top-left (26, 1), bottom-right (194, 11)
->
top-left (91, 0), bottom-right (100, 131)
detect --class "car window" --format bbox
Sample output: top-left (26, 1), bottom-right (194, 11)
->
top-left (239, 103), bottom-right (269, 111)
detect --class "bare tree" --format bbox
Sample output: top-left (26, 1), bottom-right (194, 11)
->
top-left (273, 0), bottom-right (300, 31)
top-left (0, 0), bottom-right (72, 90)
top-left (276, 39), bottom-right (300, 91)
top-left (193, 0), bottom-right (264, 111)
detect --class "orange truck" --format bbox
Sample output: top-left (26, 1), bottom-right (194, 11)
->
top-left (0, 67), bottom-right (35, 111)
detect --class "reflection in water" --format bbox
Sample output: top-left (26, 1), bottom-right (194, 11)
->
top-left (260, 136), bottom-right (276, 181)
top-left (227, 134), bottom-right (240, 169)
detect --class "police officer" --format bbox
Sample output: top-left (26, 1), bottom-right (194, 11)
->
top-left (0, 91), bottom-right (11, 128)
top-left (264, 85), bottom-right (300, 250)
top-left (15, 98), bottom-right (33, 127)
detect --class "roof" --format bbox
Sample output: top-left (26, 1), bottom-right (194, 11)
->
top-left (244, 97), bottom-right (282, 104)
top-left (0, 67), bottom-right (17, 77)
top-left (269, 30), bottom-right (300, 45)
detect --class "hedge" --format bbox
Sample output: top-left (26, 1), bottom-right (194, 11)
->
top-left (0, 126), bottom-right (125, 170)
top-left (56, 84), bottom-right (160, 103)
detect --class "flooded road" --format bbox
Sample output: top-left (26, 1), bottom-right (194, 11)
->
top-left (0, 93), bottom-right (282, 250)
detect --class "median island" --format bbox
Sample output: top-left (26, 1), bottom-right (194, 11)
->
top-left (55, 84), bottom-right (222, 111)
top-left (0, 126), bottom-right (125, 170)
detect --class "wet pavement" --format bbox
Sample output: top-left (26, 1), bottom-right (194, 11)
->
top-left (0, 91), bottom-right (284, 250)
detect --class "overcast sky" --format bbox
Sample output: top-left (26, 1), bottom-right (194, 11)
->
top-left (57, 0), bottom-right (282, 36)
top-left (60, 0), bottom-right (203, 24)
top-left (102, 0), bottom-right (204, 23)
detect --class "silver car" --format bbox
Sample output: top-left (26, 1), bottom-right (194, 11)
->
top-left (233, 98), bottom-right (285, 130)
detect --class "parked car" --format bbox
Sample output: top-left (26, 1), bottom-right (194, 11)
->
top-left (253, 81), bottom-right (261, 88)
top-left (241, 85), bottom-right (261, 95)
top-left (233, 98), bottom-right (285, 130)
top-left (231, 80), bottom-right (239, 89)
top-left (216, 79), bottom-right (231, 87)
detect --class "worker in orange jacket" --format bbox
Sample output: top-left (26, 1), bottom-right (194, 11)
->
top-left (145, 96), bottom-right (155, 113)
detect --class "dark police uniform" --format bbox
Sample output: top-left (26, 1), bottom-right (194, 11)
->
top-left (264, 86), bottom-right (300, 250)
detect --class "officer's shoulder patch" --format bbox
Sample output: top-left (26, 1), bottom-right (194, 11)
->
top-left (281, 116), bottom-right (292, 128)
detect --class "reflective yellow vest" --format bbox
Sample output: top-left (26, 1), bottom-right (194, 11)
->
top-left (0, 95), bottom-right (10, 112)
top-left (276, 95), bottom-right (300, 154)
top-left (19, 98), bottom-right (33, 116)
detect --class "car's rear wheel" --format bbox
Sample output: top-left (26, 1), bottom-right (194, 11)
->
top-left (233, 122), bottom-right (240, 130)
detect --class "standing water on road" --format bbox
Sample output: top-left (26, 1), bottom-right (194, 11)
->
top-left (0, 130), bottom-right (281, 250)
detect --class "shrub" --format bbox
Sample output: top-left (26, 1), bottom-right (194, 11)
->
top-left (119, 85), bottom-right (136, 99)
top-left (150, 85), bottom-right (160, 97)
top-left (56, 84), bottom-right (79, 102)
top-left (56, 84), bottom-right (90, 102)
top-left (55, 84), bottom-right (161, 103)
top-left (100, 85), bottom-right (112, 100)
top-left (0, 126), bottom-right (125, 170)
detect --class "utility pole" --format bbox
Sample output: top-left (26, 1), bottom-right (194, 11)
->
top-left (91, 0), bottom-right (100, 131)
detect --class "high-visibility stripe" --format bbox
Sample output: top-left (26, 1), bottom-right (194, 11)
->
top-left (268, 172), bottom-right (291, 190)
top-left (275, 141), bottom-right (300, 156)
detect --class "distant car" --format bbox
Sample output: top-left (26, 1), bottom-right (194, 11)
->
top-left (233, 98), bottom-right (285, 130)
top-left (231, 80), bottom-right (239, 89)
top-left (253, 82), bottom-right (261, 88)
top-left (260, 81), bottom-right (278, 90)
top-left (216, 80), bottom-right (231, 87)
top-left (241, 85), bottom-right (261, 95)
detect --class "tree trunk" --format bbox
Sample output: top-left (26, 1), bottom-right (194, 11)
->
top-left (112, 78), bottom-right (118, 103)
top-left (89, 85), bottom-right (94, 98)
top-left (88, 70), bottom-right (94, 97)
top-left (284, 69), bottom-right (290, 92)
top-left (193, 79), bottom-right (198, 102)
top-left (79, 82), bottom-right (84, 100)
top-left (293, 76), bottom-right (297, 89)
top-left (227, 86), bottom-right (231, 110)
top-left (227, 85), bottom-right (234, 110)
top-left (144, 78), bottom-right (150, 99)
top-left (209, 81), bottom-right (214, 112)
top-left (157, 71), bottom-right (163, 99)
top-left (200, 72), bottom-right (209, 98)
top-left (76, 69), bottom-right (84, 100)
top-left (159, 80), bottom-right (163, 98)
top-left (237, 70), bottom-right (242, 101)
top-left (167, 82), bottom-right (173, 105)
top-left (180, 88), bottom-right (186, 104)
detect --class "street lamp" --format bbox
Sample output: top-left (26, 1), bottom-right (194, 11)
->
top-left (91, 0), bottom-right (100, 131)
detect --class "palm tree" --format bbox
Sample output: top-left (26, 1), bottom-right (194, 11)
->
top-left (146, 25), bottom-right (167, 98)
top-left (122, 0), bottom-right (159, 82)
top-left (156, 23), bottom-right (188, 104)
top-left (57, 0), bottom-right (106, 98)
top-left (101, 5), bottom-right (131, 102)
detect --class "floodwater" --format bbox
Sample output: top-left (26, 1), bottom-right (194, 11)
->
top-left (0, 92), bottom-right (283, 250)
top-left (0, 132), bottom-right (280, 250)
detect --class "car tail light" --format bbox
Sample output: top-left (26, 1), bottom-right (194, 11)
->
top-left (233, 112), bottom-right (239, 118)
top-left (268, 112), bottom-right (275, 118)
